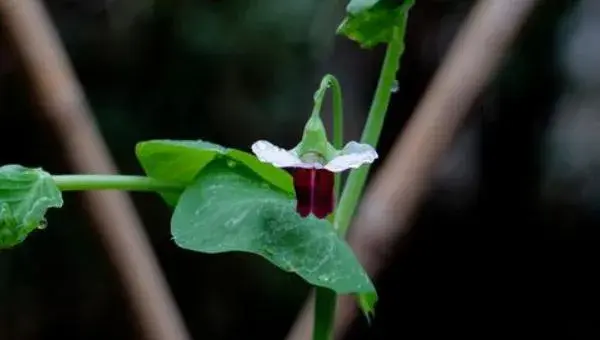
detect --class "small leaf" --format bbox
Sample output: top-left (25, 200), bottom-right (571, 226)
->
top-left (0, 165), bottom-right (63, 249)
top-left (172, 160), bottom-right (376, 301)
top-left (357, 291), bottom-right (378, 321)
top-left (135, 139), bottom-right (294, 205)
top-left (338, 0), bottom-right (414, 49)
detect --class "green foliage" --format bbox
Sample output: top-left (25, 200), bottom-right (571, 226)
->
top-left (338, 0), bottom-right (415, 48)
top-left (0, 0), bottom-right (418, 328)
top-left (171, 160), bottom-right (377, 311)
top-left (0, 165), bottom-right (63, 249)
top-left (135, 139), bottom-right (294, 205)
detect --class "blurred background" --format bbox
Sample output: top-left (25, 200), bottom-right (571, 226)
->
top-left (1, 0), bottom-right (599, 338)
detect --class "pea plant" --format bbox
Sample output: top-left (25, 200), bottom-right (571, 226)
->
top-left (0, 1), bottom-right (413, 339)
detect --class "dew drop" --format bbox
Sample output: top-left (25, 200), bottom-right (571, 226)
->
top-left (227, 160), bottom-right (236, 168)
top-left (37, 218), bottom-right (47, 230)
top-left (318, 274), bottom-right (331, 282)
top-left (391, 80), bottom-right (399, 93)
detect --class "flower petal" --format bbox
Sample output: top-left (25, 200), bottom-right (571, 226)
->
top-left (251, 140), bottom-right (304, 168)
top-left (324, 141), bottom-right (378, 172)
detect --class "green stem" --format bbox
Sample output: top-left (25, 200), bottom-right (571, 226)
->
top-left (313, 213), bottom-right (339, 340)
top-left (313, 288), bottom-right (337, 340)
top-left (52, 175), bottom-right (183, 192)
top-left (325, 75), bottom-right (344, 153)
top-left (335, 23), bottom-right (409, 236)
top-left (326, 74), bottom-right (344, 199)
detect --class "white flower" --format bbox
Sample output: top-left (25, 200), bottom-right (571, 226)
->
top-left (251, 140), bottom-right (378, 172)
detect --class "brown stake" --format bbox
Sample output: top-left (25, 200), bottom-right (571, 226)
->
top-left (0, 0), bottom-right (191, 339)
top-left (286, 0), bottom-right (542, 339)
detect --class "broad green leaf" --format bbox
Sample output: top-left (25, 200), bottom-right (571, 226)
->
top-left (338, 0), bottom-right (414, 49)
top-left (135, 139), bottom-right (294, 205)
top-left (171, 160), bottom-right (377, 308)
top-left (0, 165), bottom-right (63, 249)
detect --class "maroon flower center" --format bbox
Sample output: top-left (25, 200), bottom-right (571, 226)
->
top-left (292, 168), bottom-right (334, 219)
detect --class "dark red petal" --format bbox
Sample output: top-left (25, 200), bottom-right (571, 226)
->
top-left (312, 169), bottom-right (335, 218)
top-left (294, 168), bottom-right (312, 217)
top-left (292, 168), bottom-right (334, 219)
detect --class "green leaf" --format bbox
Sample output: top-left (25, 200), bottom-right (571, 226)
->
top-left (358, 290), bottom-right (378, 321)
top-left (135, 139), bottom-right (294, 205)
top-left (338, 0), bottom-right (414, 49)
top-left (171, 160), bottom-right (376, 305)
top-left (0, 165), bottom-right (63, 249)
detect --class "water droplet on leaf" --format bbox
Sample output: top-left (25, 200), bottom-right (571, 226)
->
top-left (37, 218), bottom-right (47, 230)
top-left (227, 160), bottom-right (236, 168)
top-left (318, 274), bottom-right (331, 282)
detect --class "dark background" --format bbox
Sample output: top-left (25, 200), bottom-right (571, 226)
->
top-left (2, 0), bottom-right (599, 339)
